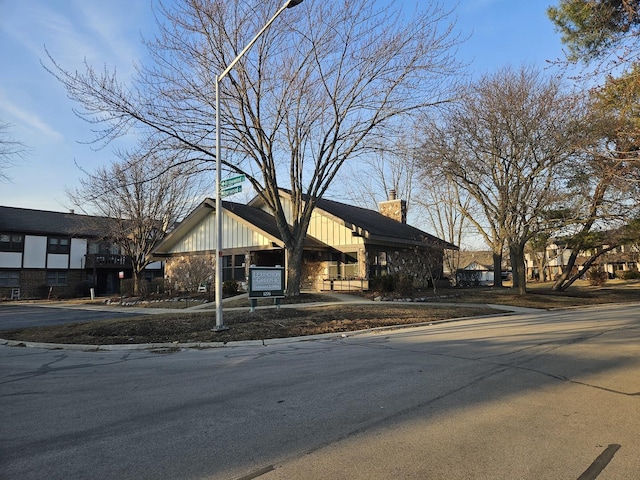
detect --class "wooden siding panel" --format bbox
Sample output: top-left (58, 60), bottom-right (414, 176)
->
top-left (308, 211), bottom-right (361, 248)
top-left (169, 211), bottom-right (273, 254)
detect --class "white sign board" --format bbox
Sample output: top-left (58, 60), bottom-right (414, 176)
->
top-left (248, 266), bottom-right (285, 298)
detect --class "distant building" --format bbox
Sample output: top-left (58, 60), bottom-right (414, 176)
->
top-left (0, 206), bottom-right (162, 300)
top-left (525, 240), bottom-right (640, 281)
top-left (452, 251), bottom-right (508, 286)
top-left (152, 190), bottom-right (457, 291)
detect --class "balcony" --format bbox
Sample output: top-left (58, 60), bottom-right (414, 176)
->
top-left (85, 254), bottom-right (131, 269)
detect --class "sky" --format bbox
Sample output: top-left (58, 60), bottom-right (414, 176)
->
top-left (0, 0), bottom-right (572, 214)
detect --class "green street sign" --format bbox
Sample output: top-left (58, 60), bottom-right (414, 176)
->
top-left (220, 174), bottom-right (245, 188)
top-left (220, 185), bottom-right (242, 197)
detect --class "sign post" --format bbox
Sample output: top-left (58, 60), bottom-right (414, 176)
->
top-left (248, 266), bottom-right (285, 312)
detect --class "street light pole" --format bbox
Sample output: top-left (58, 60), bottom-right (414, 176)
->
top-left (213, 0), bottom-right (304, 331)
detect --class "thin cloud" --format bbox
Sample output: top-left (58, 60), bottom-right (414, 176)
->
top-left (72, 0), bottom-right (149, 80)
top-left (0, 90), bottom-right (63, 140)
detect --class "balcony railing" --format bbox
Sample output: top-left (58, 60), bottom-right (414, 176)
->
top-left (85, 254), bottom-right (131, 269)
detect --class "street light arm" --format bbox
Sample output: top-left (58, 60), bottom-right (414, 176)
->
top-left (219, 0), bottom-right (303, 81)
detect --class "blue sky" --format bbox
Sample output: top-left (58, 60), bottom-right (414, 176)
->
top-left (0, 0), bottom-right (569, 213)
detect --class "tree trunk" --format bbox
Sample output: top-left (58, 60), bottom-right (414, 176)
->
top-left (534, 253), bottom-right (547, 282)
top-left (553, 245), bottom-right (617, 291)
top-left (551, 251), bottom-right (579, 291)
top-left (510, 243), bottom-right (527, 295)
top-left (285, 243), bottom-right (305, 297)
top-left (133, 270), bottom-right (142, 296)
top-left (492, 251), bottom-right (503, 288)
top-left (510, 248), bottom-right (519, 290)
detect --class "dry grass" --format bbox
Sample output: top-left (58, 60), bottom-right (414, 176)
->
top-left (3, 280), bottom-right (640, 345)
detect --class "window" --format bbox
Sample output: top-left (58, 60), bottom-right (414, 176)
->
top-left (327, 252), bottom-right (340, 278)
top-left (233, 254), bottom-right (245, 281)
top-left (0, 270), bottom-right (19, 287)
top-left (221, 255), bottom-right (232, 282)
top-left (222, 255), bottom-right (246, 282)
top-left (46, 270), bottom-right (67, 286)
top-left (341, 252), bottom-right (358, 278)
top-left (0, 234), bottom-right (23, 252)
top-left (369, 251), bottom-right (389, 277)
top-left (48, 237), bottom-right (70, 254)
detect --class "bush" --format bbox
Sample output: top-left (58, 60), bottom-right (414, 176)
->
top-left (121, 278), bottom-right (135, 296)
top-left (370, 275), bottom-right (395, 292)
top-left (223, 279), bottom-right (239, 296)
top-left (616, 269), bottom-right (640, 280)
top-left (586, 267), bottom-right (608, 286)
top-left (152, 277), bottom-right (165, 294)
top-left (395, 274), bottom-right (414, 296)
top-left (369, 274), bottom-right (414, 295)
top-left (74, 280), bottom-right (94, 297)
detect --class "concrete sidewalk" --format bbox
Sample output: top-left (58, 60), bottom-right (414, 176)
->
top-left (22, 291), bottom-right (545, 316)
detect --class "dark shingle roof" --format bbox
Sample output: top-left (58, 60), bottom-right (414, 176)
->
top-left (223, 201), bottom-right (282, 240)
top-left (223, 200), bottom-right (327, 249)
top-left (315, 197), bottom-right (457, 249)
top-left (0, 206), bottom-right (115, 237)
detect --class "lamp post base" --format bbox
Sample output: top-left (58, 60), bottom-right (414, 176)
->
top-left (211, 325), bottom-right (230, 332)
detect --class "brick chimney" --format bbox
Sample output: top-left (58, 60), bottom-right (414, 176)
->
top-left (378, 189), bottom-right (407, 223)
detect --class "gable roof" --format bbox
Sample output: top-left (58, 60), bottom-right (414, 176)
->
top-left (224, 200), bottom-right (327, 249)
top-left (313, 196), bottom-right (457, 249)
top-left (154, 190), bottom-right (457, 256)
top-left (250, 190), bottom-right (457, 250)
top-left (223, 200), bottom-right (282, 241)
top-left (153, 198), bottom-right (328, 256)
top-left (0, 205), bottom-right (115, 238)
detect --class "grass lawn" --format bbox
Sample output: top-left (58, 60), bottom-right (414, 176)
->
top-left (2, 280), bottom-right (639, 346)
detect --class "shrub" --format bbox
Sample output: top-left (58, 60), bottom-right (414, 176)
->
top-left (370, 275), bottom-right (395, 292)
top-left (586, 267), bottom-right (608, 286)
top-left (395, 274), bottom-right (414, 296)
top-left (74, 280), bottom-right (94, 297)
top-left (223, 279), bottom-right (239, 296)
top-left (616, 269), bottom-right (640, 280)
top-left (121, 278), bottom-right (135, 296)
top-left (152, 277), bottom-right (165, 294)
top-left (369, 274), bottom-right (414, 295)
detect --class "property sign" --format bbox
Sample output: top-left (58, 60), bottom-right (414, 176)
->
top-left (248, 266), bottom-right (285, 298)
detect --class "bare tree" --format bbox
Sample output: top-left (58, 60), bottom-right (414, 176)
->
top-left (46, 0), bottom-right (462, 296)
top-left (340, 133), bottom-right (419, 213)
top-left (420, 66), bottom-right (584, 294)
top-left (415, 175), bottom-right (474, 285)
top-left (67, 151), bottom-right (204, 295)
top-left (166, 254), bottom-right (215, 293)
top-left (0, 122), bottom-right (27, 182)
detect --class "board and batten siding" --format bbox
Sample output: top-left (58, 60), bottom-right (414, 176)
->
top-left (168, 211), bottom-right (273, 254)
top-left (262, 196), bottom-right (363, 249)
top-left (307, 210), bottom-right (363, 249)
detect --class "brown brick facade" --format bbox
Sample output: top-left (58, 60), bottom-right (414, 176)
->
top-left (1, 269), bottom-right (88, 300)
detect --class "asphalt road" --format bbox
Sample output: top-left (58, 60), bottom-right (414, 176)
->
top-left (0, 304), bottom-right (142, 330)
top-left (1, 303), bottom-right (639, 479)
